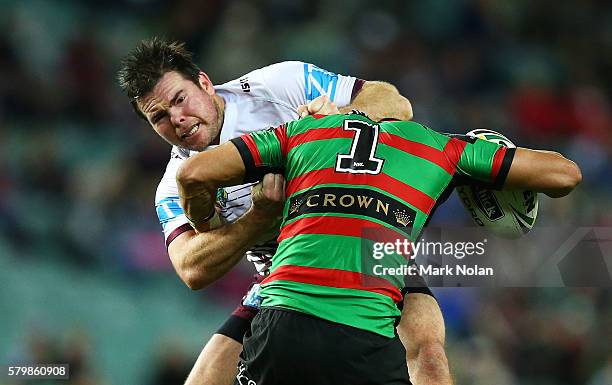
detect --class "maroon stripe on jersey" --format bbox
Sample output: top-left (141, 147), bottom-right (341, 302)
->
top-left (379, 132), bottom-right (454, 173)
top-left (286, 168), bottom-right (436, 214)
top-left (351, 79), bottom-right (366, 101)
top-left (241, 134), bottom-right (263, 166)
top-left (262, 265), bottom-right (402, 302)
top-left (442, 137), bottom-right (468, 174)
top-left (490, 146), bottom-right (507, 181)
top-left (166, 223), bottom-right (193, 247)
top-left (278, 215), bottom-right (409, 243)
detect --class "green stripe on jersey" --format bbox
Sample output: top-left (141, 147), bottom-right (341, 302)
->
top-left (456, 139), bottom-right (500, 181)
top-left (286, 138), bottom-right (351, 180)
top-left (286, 114), bottom-right (373, 137)
top-left (248, 128), bottom-right (284, 167)
top-left (381, 121), bottom-right (450, 150)
top-left (376, 143), bottom-right (453, 199)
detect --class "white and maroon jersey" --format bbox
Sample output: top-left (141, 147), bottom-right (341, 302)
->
top-left (155, 61), bottom-right (363, 274)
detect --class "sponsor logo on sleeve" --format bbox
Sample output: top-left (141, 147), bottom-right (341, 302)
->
top-left (303, 63), bottom-right (338, 102)
top-left (155, 197), bottom-right (185, 229)
top-left (240, 76), bottom-right (251, 92)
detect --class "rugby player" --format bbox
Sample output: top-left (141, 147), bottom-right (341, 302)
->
top-left (118, 38), bottom-right (449, 385)
top-left (176, 111), bottom-right (581, 385)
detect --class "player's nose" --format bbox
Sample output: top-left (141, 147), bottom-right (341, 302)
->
top-left (169, 108), bottom-right (186, 129)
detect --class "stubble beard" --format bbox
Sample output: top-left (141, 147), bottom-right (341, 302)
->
top-left (189, 95), bottom-right (226, 152)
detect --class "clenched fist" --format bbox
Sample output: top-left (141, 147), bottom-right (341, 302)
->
top-left (252, 173), bottom-right (285, 217)
top-left (297, 95), bottom-right (340, 118)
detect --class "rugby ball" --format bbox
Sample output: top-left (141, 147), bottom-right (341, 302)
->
top-left (456, 129), bottom-right (538, 239)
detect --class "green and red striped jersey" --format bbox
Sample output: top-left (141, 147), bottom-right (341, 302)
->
top-left (231, 112), bottom-right (514, 337)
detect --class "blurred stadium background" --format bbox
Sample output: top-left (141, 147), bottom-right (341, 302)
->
top-left (1, 1), bottom-right (611, 384)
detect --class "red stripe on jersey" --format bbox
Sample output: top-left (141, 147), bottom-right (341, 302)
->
top-left (287, 126), bottom-right (352, 152)
top-left (286, 128), bottom-right (454, 174)
top-left (262, 265), bottom-right (403, 303)
top-left (241, 134), bottom-right (263, 166)
top-left (274, 124), bottom-right (289, 158)
top-left (379, 133), bottom-right (454, 173)
top-left (442, 138), bottom-right (468, 174)
top-left (490, 146), bottom-right (507, 181)
top-left (278, 215), bottom-right (409, 243)
top-left (286, 168), bottom-right (436, 214)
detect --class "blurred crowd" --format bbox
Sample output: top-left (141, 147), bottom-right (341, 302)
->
top-left (1, 1), bottom-right (610, 384)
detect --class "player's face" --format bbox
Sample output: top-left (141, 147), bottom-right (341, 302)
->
top-left (138, 71), bottom-right (224, 152)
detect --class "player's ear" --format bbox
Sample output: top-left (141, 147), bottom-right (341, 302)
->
top-left (197, 71), bottom-right (215, 95)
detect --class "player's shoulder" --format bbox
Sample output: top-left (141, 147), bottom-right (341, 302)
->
top-left (377, 119), bottom-right (452, 150)
top-left (215, 61), bottom-right (305, 96)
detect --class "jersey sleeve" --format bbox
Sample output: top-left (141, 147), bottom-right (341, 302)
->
top-left (259, 61), bottom-right (361, 109)
top-left (230, 124), bottom-right (288, 183)
top-left (438, 133), bottom-right (515, 189)
top-left (422, 126), bottom-right (516, 189)
top-left (155, 156), bottom-right (193, 247)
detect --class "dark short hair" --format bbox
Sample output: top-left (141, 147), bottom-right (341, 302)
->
top-left (117, 37), bottom-right (201, 120)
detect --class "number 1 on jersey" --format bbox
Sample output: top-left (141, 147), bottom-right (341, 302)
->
top-left (336, 120), bottom-right (384, 174)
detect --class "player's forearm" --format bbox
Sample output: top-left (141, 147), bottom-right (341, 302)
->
top-left (404, 342), bottom-right (452, 385)
top-left (397, 294), bottom-right (453, 385)
top-left (170, 208), bottom-right (276, 290)
top-left (339, 81), bottom-right (413, 121)
top-left (504, 148), bottom-right (582, 198)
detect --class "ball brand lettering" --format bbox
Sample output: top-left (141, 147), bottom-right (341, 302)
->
top-left (457, 187), bottom-right (484, 226)
top-left (472, 186), bottom-right (504, 221)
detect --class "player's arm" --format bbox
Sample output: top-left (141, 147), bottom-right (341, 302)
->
top-left (445, 134), bottom-right (581, 198)
top-left (172, 144), bottom-right (282, 289)
top-left (503, 148), bottom-right (582, 198)
top-left (262, 61), bottom-right (412, 121)
top-left (398, 294), bottom-right (453, 385)
top-left (339, 81), bottom-right (413, 121)
top-left (175, 127), bottom-right (286, 289)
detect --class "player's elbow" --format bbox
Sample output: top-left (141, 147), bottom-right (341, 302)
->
top-left (547, 154), bottom-right (582, 198)
top-left (179, 267), bottom-right (213, 290)
top-left (183, 272), bottom-right (208, 290)
top-left (169, 249), bottom-right (212, 290)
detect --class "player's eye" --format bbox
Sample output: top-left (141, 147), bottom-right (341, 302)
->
top-left (151, 112), bottom-right (166, 124)
top-left (177, 95), bottom-right (185, 104)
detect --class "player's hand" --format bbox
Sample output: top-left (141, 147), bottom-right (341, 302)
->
top-left (251, 173), bottom-right (285, 219)
top-left (297, 95), bottom-right (340, 118)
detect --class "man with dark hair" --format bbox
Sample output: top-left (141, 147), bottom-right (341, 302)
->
top-left (118, 38), bottom-right (448, 385)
